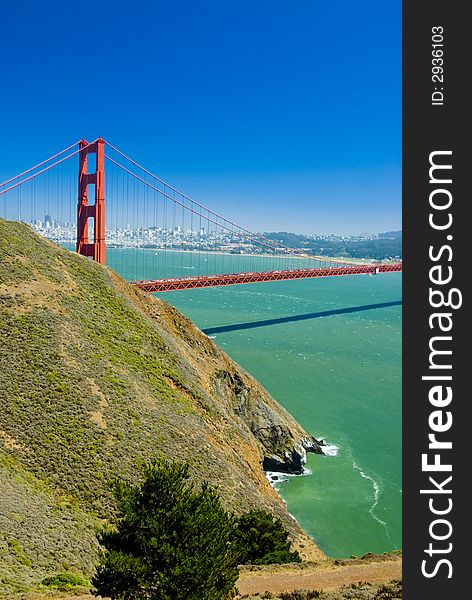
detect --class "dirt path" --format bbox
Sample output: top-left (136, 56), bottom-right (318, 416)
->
top-left (237, 557), bottom-right (402, 595)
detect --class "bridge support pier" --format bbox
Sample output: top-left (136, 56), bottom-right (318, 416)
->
top-left (76, 138), bottom-right (106, 264)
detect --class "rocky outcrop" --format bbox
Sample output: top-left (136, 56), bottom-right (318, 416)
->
top-left (212, 370), bottom-right (325, 474)
top-left (262, 434), bottom-right (325, 474)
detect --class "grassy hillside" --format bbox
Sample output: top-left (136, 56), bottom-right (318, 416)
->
top-left (0, 219), bottom-right (323, 594)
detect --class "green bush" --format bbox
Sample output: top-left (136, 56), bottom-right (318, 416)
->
top-left (92, 458), bottom-right (241, 600)
top-left (41, 571), bottom-right (88, 590)
top-left (233, 510), bottom-right (301, 565)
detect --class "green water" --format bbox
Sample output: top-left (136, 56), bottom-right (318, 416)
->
top-left (106, 249), bottom-right (402, 558)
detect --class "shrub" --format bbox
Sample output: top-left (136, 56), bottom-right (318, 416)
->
top-left (232, 510), bottom-right (301, 565)
top-left (279, 593), bottom-right (321, 600)
top-left (92, 458), bottom-right (241, 599)
top-left (41, 572), bottom-right (88, 590)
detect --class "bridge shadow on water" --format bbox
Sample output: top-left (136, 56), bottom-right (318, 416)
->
top-left (202, 300), bottom-right (402, 335)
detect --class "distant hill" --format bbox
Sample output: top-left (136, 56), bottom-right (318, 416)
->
top-left (0, 220), bottom-right (323, 594)
top-left (378, 231), bottom-right (402, 239)
top-left (263, 232), bottom-right (402, 260)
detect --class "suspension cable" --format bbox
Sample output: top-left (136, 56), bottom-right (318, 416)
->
top-left (105, 153), bottom-right (297, 256)
top-left (104, 140), bottom-right (296, 250)
top-left (0, 140), bottom-right (98, 196)
top-left (0, 140), bottom-right (82, 188)
top-left (103, 139), bottom-right (354, 265)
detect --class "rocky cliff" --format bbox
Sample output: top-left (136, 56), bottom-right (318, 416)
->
top-left (0, 219), bottom-right (324, 593)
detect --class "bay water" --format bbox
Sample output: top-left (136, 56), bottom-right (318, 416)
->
top-left (106, 248), bottom-right (402, 558)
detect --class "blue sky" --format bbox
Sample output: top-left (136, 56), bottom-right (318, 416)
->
top-left (0, 0), bottom-right (401, 235)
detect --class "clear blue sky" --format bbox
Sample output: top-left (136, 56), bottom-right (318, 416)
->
top-left (0, 0), bottom-right (401, 235)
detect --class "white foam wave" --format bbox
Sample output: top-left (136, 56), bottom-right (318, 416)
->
top-left (265, 467), bottom-right (312, 487)
top-left (351, 458), bottom-right (390, 536)
top-left (321, 443), bottom-right (340, 457)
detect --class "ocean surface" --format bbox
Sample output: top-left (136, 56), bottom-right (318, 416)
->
top-left (105, 248), bottom-right (402, 558)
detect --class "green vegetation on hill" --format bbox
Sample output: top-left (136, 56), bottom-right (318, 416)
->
top-left (234, 511), bottom-right (301, 566)
top-left (0, 219), bottom-right (321, 594)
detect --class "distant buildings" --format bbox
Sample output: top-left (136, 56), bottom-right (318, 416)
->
top-left (29, 217), bottom-right (400, 259)
top-left (29, 219), bottom-right (269, 254)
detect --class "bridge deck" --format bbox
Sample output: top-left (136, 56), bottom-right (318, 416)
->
top-left (131, 263), bottom-right (402, 292)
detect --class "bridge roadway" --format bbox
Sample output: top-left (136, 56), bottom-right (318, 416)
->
top-left (131, 263), bottom-right (403, 292)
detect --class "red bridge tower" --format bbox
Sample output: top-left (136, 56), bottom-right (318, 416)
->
top-left (76, 138), bottom-right (106, 264)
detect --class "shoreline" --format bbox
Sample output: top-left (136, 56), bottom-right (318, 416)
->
top-left (59, 242), bottom-right (398, 264)
top-left (108, 247), bottom-right (394, 264)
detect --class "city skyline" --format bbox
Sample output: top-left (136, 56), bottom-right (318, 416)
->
top-left (31, 213), bottom-right (400, 240)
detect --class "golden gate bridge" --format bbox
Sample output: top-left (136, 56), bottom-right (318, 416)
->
top-left (0, 138), bottom-right (402, 291)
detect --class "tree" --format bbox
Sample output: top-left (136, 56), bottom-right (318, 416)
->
top-left (232, 510), bottom-right (301, 565)
top-left (92, 458), bottom-right (240, 600)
